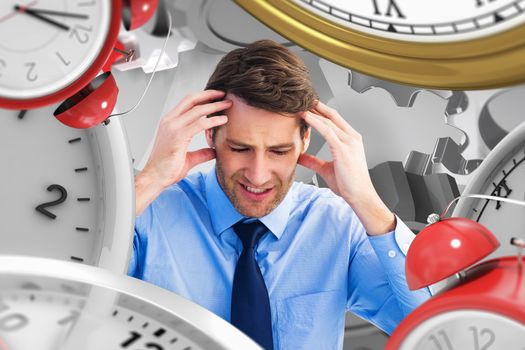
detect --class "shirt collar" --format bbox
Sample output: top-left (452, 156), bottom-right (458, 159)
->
top-left (204, 166), bottom-right (293, 240)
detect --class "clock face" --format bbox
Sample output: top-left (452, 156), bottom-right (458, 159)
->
top-left (233, 0), bottom-right (525, 88)
top-left (0, 256), bottom-right (261, 350)
top-left (292, 0), bottom-right (525, 43)
top-left (399, 310), bottom-right (525, 349)
top-left (453, 121), bottom-right (525, 261)
top-left (0, 0), bottom-right (111, 100)
top-left (0, 106), bottom-right (134, 272)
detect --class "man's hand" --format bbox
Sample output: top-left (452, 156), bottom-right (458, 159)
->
top-left (298, 100), bottom-right (395, 235)
top-left (135, 90), bottom-right (231, 215)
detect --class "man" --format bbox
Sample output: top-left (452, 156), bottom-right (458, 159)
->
top-left (129, 40), bottom-right (431, 349)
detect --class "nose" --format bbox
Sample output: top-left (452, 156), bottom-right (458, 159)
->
top-left (244, 152), bottom-right (272, 187)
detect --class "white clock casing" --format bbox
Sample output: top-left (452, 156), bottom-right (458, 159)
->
top-left (0, 255), bottom-right (262, 350)
top-left (453, 120), bottom-right (525, 261)
top-left (0, 106), bottom-right (134, 273)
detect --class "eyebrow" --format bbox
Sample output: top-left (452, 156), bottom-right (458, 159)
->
top-left (226, 139), bottom-right (295, 149)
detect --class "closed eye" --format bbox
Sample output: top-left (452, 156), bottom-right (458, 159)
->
top-left (272, 150), bottom-right (289, 155)
top-left (230, 147), bottom-right (248, 152)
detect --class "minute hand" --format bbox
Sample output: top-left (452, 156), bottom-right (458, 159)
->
top-left (14, 6), bottom-right (70, 31)
top-left (14, 6), bottom-right (89, 19)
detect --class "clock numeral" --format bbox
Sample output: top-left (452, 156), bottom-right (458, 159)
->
top-left (69, 24), bottom-right (92, 44)
top-left (371, 0), bottom-right (405, 18)
top-left (428, 330), bottom-right (454, 350)
top-left (35, 184), bottom-right (68, 220)
top-left (0, 59), bottom-right (5, 78)
top-left (469, 326), bottom-right (495, 350)
top-left (0, 313), bottom-right (29, 332)
top-left (120, 331), bottom-right (164, 349)
top-left (56, 51), bottom-right (71, 66)
top-left (493, 180), bottom-right (512, 209)
top-left (57, 310), bottom-right (80, 325)
top-left (24, 62), bottom-right (38, 82)
top-left (121, 331), bottom-right (141, 347)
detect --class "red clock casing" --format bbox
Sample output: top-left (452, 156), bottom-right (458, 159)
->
top-left (0, 0), bottom-right (122, 110)
top-left (387, 256), bottom-right (525, 349)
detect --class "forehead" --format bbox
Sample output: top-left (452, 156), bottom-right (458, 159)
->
top-left (219, 94), bottom-right (302, 144)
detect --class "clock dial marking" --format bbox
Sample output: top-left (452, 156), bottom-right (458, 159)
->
top-left (75, 227), bottom-right (89, 232)
top-left (17, 109), bottom-right (26, 119)
top-left (35, 184), bottom-right (68, 220)
top-left (77, 197), bottom-right (90, 202)
top-left (294, 0), bottom-right (525, 41)
top-left (70, 256), bottom-right (84, 262)
top-left (0, 59), bottom-right (5, 77)
top-left (24, 62), bottom-right (38, 82)
top-left (68, 137), bottom-right (81, 143)
top-left (56, 51), bottom-right (70, 66)
top-left (74, 167), bottom-right (88, 172)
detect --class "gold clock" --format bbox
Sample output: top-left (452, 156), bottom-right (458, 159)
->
top-left (234, 0), bottom-right (525, 89)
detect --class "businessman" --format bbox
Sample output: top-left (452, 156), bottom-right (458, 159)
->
top-left (129, 40), bottom-right (431, 349)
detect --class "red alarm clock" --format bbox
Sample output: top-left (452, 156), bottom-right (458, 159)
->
top-left (0, 0), bottom-right (157, 128)
top-left (387, 212), bottom-right (525, 349)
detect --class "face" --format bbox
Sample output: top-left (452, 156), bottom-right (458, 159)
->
top-left (206, 94), bottom-right (310, 218)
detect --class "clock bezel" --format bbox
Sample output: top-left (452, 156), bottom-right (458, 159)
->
top-left (386, 257), bottom-right (525, 349)
top-left (233, 0), bottom-right (525, 89)
top-left (0, 255), bottom-right (262, 350)
top-left (0, 0), bottom-right (122, 110)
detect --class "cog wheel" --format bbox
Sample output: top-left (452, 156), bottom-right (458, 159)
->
top-left (113, 1), bottom-right (198, 73)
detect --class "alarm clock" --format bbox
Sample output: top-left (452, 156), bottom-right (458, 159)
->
top-left (0, 255), bottom-right (261, 350)
top-left (0, 0), bottom-right (122, 110)
top-left (386, 215), bottom-right (525, 349)
top-left (0, 105), bottom-right (134, 273)
top-left (453, 120), bottom-right (525, 262)
top-left (234, 0), bottom-right (525, 88)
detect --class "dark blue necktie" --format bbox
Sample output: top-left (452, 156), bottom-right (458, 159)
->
top-left (231, 220), bottom-right (274, 350)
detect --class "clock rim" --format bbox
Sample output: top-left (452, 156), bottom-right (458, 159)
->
top-left (234, 0), bottom-right (525, 89)
top-left (386, 256), bottom-right (525, 349)
top-left (0, 255), bottom-right (262, 350)
top-left (0, 0), bottom-right (122, 110)
top-left (453, 120), bottom-right (525, 219)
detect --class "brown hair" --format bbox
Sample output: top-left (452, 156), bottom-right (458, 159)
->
top-left (205, 39), bottom-right (317, 140)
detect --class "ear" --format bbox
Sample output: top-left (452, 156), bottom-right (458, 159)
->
top-left (205, 127), bottom-right (215, 148)
top-left (301, 127), bottom-right (311, 153)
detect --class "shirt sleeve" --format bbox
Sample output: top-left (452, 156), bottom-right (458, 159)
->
top-left (127, 207), bottom-right (151, 279)
top-left (346, 214), bottom-right (432, 335)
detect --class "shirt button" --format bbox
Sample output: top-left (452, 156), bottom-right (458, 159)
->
top-left (388, 250), bottom-right (396, 258)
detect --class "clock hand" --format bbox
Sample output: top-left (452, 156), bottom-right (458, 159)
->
top-left (14, 5), bottom-right (70, 31)
top-left (0, 0), bottom-right (37, 23)
top-left (15, 6), bottom-right (88, 19)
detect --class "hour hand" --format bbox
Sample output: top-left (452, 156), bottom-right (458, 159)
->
top-left (14, 5), bottom-right (70, 31)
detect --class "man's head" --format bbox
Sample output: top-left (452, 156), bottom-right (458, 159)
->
top-left (204, 40), bottom-right (318, 218)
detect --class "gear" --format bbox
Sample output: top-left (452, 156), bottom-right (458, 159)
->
top-left (113, 1), bottom-right (197, 73)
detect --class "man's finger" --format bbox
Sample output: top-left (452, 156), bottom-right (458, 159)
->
top-left (297, 153), bottom-right (326, 174)
top-left (168, 90), bottom-right (227, 118)
top-left (186, 148), bottom-right (216, 170)
top-left (187, 114), bottom-right (228, 137)
top-left (303, 111), bottom-right (347, 146)
top-left (313, 100), bottom-right (355, 135)
top-left (174, 100), bottom-right (232, 128)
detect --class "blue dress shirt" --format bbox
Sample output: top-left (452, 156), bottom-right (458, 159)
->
top-left (128, 167), bottom-right (431, 349)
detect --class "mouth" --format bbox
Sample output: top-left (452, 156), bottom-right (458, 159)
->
top-left (239, 182), bottom-right (273, 200)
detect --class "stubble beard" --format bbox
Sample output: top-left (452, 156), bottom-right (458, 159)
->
top-left (215, 159), bottom-right (295, 218)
